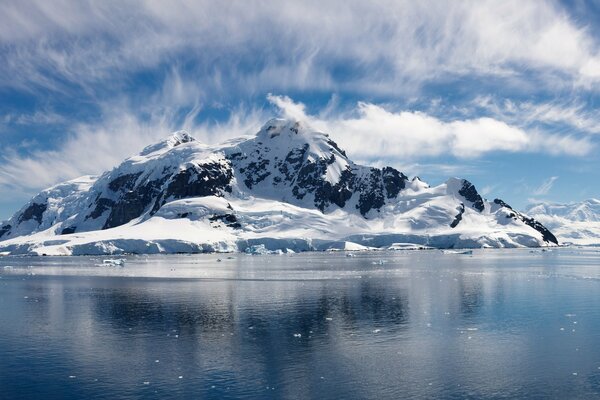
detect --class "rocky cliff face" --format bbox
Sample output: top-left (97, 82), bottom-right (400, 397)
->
top-left (0, 118), bottom-right (558, 253)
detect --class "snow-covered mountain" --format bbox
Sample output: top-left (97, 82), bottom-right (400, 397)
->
top-left (526, 200), bottom-right (600, 246)
top-left (0, 119), bottom-right (557, 255)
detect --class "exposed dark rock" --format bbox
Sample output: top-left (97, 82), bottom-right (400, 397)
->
top-left (18, 202), bottom-right (47, 224)
top-left (61, 227), bottom-right (77, 235)
top-left (242, 159), bottom-right (271, 189)
top-left (459, 180), bottom-right (485, 212)
top-left (293, 158), bottom-right (329, 200)
top-left (279, 144), bottom-right (309, 182)
top-left (209, 213), bottom-right (241, 229)
top-left (450, 203), bottom-right (465, 228)
top-left (87, 198), bottom-right (115, 220)
top-left (108, 172), bottom-right (142, 192)
top-left (326, 138), bottom-right (347, 158)
top-left (165, 162), bottom-right (233, 200)
top-left (314, 168), bottom-right (355, 211)
top-left (356, 168), bottom-right (386, 216)
top-left (382, 167), bottom-right (408, 199)
top-left (0, 224), bottom-right (11, 239)
top-left (493, 199), bottom-right (558, 245)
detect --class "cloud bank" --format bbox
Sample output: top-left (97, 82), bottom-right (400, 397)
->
top-left (2, 0), bottom-right (600, 96)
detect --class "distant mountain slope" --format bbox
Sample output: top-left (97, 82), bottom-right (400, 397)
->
top-left (0, 119), bottom-right (557, 255)
top-left (526, 200), bottom-right (600, 246)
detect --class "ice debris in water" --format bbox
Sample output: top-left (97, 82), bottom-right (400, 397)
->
top-left (442, 250), bottom-right (473, 255)
top-left (373, 329), bottom-right (381, 333)
top-left (245, 244), bottom-right (272, 255)
top-left (103, 258), bottom-right (125, 267)
top-left (293, 333), bottom-right (302, 338)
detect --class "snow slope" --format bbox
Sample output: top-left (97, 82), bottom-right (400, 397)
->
top-left (526, 200), bottom-right (600, 246)
top-left (0, 119), bottom-right (557, 255)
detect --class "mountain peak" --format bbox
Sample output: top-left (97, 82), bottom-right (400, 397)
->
top-left (139, 130), bottom-right (197, 157)
top-left (0, 117), bottom-right (559, 253)
top-left (168, 130), bottom-right (196, 147)
top-left (256, 118), bottom-right (321, 140)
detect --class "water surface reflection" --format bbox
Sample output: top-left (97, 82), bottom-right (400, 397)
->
top-left (1, 249), bottom-right (600, 399)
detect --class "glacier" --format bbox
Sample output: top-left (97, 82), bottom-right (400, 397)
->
top-left (526, 199), bottom-right (600, 246)
top-left (0, 118), bottom-right (557, 255)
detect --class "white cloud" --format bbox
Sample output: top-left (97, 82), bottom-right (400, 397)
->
top-left (2, 1), bottom-right (600, 95)
top-left (472, 96), bottom-right (600, 135)
top-left (267, 95), bottom-right (594, 161)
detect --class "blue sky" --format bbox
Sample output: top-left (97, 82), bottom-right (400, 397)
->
top-left (1, 0), bottom-right (600, 220)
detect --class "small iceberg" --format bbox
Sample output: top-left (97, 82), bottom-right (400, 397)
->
top-left (102, 258), bottom-right (125, 266)
top-left (441, 250), bottom-right (473, 255)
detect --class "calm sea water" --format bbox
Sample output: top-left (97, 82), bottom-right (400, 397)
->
top-left (1, 249), bottom-right (600, 399)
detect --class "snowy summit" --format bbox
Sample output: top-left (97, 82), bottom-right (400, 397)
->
top-left (0, 118), bottom-right (557, 255)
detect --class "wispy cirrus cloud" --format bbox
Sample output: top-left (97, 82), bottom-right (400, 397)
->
top-left (533, 176), bottom-right (559, 196)
top-left (472, 96), bottom-right (600, 135)
top-left (2, 0), bottom-right (600, 97)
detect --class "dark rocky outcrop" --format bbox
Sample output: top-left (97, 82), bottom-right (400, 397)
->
top-left (355, 168), bottom-right (386, 216)
top-left (87, 197), bottom-right (115, 220)
top-left (85, 161), bottom-right (234, 230)
top-left (382, 167), bottom-right (408, 199)
top-left (450, 203), bottom-right (465, 228)
top-left (108, 172), bottom-right (142, 192)
top-left (0, 224), bottom-right (11, 239)
top-left (18, 202), bottom-right (47, 224)
top-left (241, 159), bottom-right (271, 189)
top-left (61, 226), bottom-right (77, 235)
top-left (459, 180), bottom-right (484, 212)
top-left (494, 199), bottom-right (558, 244)
top-left (209, 213), bottom-right (241, 229)
top-left (164, 162), bottom-right (233, 200)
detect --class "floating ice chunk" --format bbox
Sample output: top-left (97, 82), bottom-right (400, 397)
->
top-left (179, 376), bottom-right (183, 379)
top-left (69, 376), bottom-right (76, 379)
top-left (325, 317), bottom-right (333, 321)
top-left (103, 258), bottom-right (125, 266)
top-left (373, 329), bottom-right (381, 333)
top-left (346, 253), bottom-right (356, 257)
top-left (245, 244), bottom-right (272, 255)
top-left (442, 250), bottom-right (473, 255)
top-left (293, 333), bottom-right (301, 338)
top-left (143, 381), bottom-right (150, 385)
